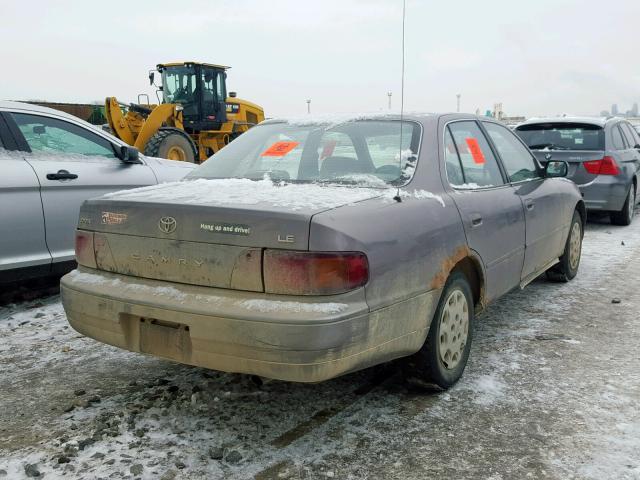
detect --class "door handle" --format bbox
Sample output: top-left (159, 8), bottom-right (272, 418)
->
top-left (470, 214), bottom-right (483, 227)
top-left (525, 200), bottom-right (535, 211)
top-left (46, 170), bottom-right (78, 180)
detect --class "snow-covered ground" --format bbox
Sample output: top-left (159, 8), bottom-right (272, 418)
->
top-left (1, 214), bottom-right (639, 479)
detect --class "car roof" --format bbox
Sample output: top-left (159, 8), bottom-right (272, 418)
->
top-left (0, 100), bottom-right (94, 123)
top-left (0, 100), bottom-right (127, 146)
top-left (516, 116), bottom-right (625, 128)
top-left (260, 112), bottom-right (498, 126)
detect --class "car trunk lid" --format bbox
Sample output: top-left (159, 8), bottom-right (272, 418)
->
top-left (531, 150), bottom-right (606, 185)
top-left (78, 179), bottom-right (386, 290)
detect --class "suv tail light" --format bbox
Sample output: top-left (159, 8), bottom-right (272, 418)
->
top-left (263, 250), bottom-right (369, 295)
top-left (75, 230), bottom-right (96, 268)
top-left (583, 156), bottom-right (620, 175)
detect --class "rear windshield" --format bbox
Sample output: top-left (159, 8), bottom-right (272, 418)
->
top-left (516, 123), bottom-right (604, 151)
top-left (188, 120), bottom-right (421, 187)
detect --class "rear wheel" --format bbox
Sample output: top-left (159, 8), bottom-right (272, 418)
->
top-left (144, 127), bottom-right (198, 163)
top-left (610, 184), bottom-right (635, 226)
top-left (547, 210), bottom-right (582, 282)
top-left (405, 271), bottom-right (473, 390)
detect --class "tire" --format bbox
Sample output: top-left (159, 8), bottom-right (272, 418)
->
top-left (144, 127), bottom-right (198, 163)
top-left (405, 271), bottom-right (473, 390)
top-left (610, 184), bottom-right (635, 226)
top-left (546, 210), bottom-right (582, 282)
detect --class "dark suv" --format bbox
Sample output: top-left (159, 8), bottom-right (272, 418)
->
top-left (516, 117), bottom-right (640, 225)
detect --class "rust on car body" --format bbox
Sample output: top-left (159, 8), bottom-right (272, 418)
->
top-left (430, 245), bottom-right (487, 311)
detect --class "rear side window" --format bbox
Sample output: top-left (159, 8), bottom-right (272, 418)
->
top-left (446, 121), bottom-right (504, 188)
top-left (364, 126), bottom-right (414, 171)
top-left (483, 122), bottom-right (540, 183)
top-left (611, 126), bottom-right (626, 150)
top-left (516, 123), bottom-right (604, 151)
top-left (12, 113), bottom-right (117, 158)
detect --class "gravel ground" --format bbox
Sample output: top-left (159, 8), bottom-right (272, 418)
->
top-left (1, 214), bottom-right (639, 480)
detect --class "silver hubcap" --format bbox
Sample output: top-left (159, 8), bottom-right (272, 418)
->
top-left (569, 221), bottom-right (582, 270)
top-left (438, 289), bottom-right (469, 370)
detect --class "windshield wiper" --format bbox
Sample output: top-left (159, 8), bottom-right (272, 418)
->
top-left (528, 143), bottom-right (570, 150)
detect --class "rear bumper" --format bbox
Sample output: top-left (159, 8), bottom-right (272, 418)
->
top-left (578, 176), bottom-right (630, 212)
top-left (60, 268), bottom-right (438, 382)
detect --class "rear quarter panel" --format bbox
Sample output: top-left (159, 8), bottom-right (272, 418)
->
top-left (309, 195), bottom-right (467, 311)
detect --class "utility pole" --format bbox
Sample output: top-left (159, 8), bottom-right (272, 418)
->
top-left (456, 94), bottom-right (461, 113)
top-left (306, 99), bottom-right (311, 114)
top-left (387, 92), bottom-right (392, 110)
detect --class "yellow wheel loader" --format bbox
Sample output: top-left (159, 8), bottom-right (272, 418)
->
top-left (105, 62), bottom-right (265, 163)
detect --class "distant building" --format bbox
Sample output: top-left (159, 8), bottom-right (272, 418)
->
top-left (600, 110), bottom-right (610, 117)
top-left (611, 104), bottom-right (619, 116)
top-left (632, 103), bottom-right (639, 117)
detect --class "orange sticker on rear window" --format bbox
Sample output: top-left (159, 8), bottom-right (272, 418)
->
top-left (261, 141), bottom-right (299, 157)
top-left (465, 138), bottom-right (486, 164)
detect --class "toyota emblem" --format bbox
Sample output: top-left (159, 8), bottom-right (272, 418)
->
top-left (158, 216), bottom-right (177, 234)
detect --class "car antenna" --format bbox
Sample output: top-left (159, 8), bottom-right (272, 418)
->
top-left (393, 0), bottom-right (407, 203)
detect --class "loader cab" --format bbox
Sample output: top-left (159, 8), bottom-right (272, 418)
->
top-left (158, 62), bottom-right (228, 132)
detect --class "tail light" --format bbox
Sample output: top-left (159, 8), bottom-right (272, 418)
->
top-left (583, 156), bottom-right (620, 175)
top-left (263, 250), bottom-right (369, 295)
top-left (75, 230), bottom-right (96, 268)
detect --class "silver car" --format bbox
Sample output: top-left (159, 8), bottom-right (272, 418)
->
top-left (516, 117), bottom-right (640, 225)
top-left (0, 101), bottom-right (194, 283)
top-left (61, 114), bottom-right (584, 388)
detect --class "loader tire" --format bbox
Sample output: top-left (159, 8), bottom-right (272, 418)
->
top-left (144, 128), bottom-right (198, 163)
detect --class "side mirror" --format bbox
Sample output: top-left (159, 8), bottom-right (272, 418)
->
top-left (117, 145), bottom-right (141, 164)
top-left (149, 72), bottom-right (155, 86)
top-left (545, 160), bottom-right (568, 178)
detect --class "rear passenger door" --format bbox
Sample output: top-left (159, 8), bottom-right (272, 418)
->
top-left (8, 112), bottom-right (157, 264)
top-left (444, 120), bottom-right (525, 301)
top-left (0, 113), bottom-right (50, 277)
top-left (482, 121), bottom-right (568, 283)
top-left (619, 122), bottom-right (640, 190)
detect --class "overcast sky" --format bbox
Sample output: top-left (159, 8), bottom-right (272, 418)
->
top-left (2, 0), bottom-right (639, 117)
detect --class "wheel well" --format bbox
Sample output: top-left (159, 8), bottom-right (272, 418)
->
top-left (575, 200), bottom-right (587, 230)
top-left (451, 257), bottom-right (484, 310)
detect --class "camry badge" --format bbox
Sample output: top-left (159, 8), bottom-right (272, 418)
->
top-left (158, 216), bottom-right (177, 234)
